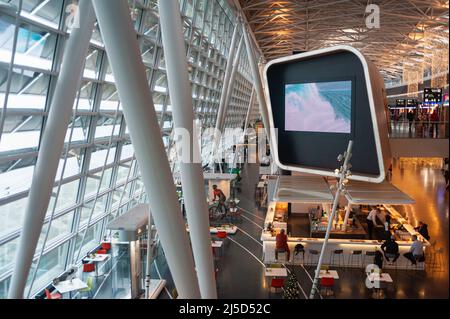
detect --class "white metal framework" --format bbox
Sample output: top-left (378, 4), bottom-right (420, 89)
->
top-left (238, 0), bottom-right (449, 83)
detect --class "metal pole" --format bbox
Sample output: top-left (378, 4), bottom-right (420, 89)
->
top-left (211, 24), bottom-right (239, 166)
top-left (342, 203), bottom-right (352, 231)
top-left (220, 36), bottom-right (244, 131)
top-left (7, 0), bottom-right (96, 299)
top-left (309, 140), bottom-right (353, 299)
top-left (92, 0), bottom-right (200, 298)
top-left (158, 0), bottom-right (217, 298)
top-left (242, 22), bottom-right (271, 139)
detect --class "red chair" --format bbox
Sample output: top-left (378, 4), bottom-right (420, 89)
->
top-left (45, 288), bottom-right (62, 300)
top-left (96, 249), bottom-right (108, 255)
top-left (216, 231), bottom-right (227, 239)
top-left (269, 278), bottom-right (284, 296)
top-left (83, 263), bottom-right (95, 273)
top-left (320, 277), bottom-right (335, 297)
top-left (101, 242), bottom-right (111, 251)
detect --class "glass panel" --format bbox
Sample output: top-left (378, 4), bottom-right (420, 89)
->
top-left (89, 147), bottom-right (116, 170)
top-left (0, 64), bottom-right (50, 110)
top-left (26, 241), bottom-right (70, 296)
top-left (74, 222), bottom-right (103, 261)
top-left (0, 114), bottom-right (43, 153)
top-left (0, 238), bottom-right (18, 277)
top-left (0, 197), bottom-right (28, 237)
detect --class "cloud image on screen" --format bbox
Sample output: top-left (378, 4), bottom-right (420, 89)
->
top-left (285, 81), bottom-right (352, 133)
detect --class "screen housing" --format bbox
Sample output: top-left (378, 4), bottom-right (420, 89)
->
top-left (263, 45), bottom-right (390, 183)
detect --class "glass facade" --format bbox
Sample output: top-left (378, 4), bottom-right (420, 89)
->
top-left (0, 0), bottom-right (257, 298)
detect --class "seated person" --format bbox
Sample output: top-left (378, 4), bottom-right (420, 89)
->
top-left (212, 185), bottom-right (226, 204)
top-left (403, 235), bottom-right (424, 265)
top-left (374, 249), bottom-right (384, 270)
top-left (228, 201), bottom-right (241, 219)
top-left (381, 235), bottom-right (400, 264)
top-left (275, 229), bottom-right (290, 262)
top-left (414, 221), bottom-right (430, 241)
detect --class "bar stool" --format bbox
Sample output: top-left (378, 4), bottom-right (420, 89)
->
top-left (363, 251), bottom-right (376, 266)
top-left (306, 249), bottom-right (319, 266)
top-left (408, 254), bottom-right (426, 271)
top-left (347, 250), bottom-right (363, 267)
top-left (330, 249), bottom-right (344, 267)
top-left (269, 278), bottom-right (284, 296)
top-left (432, 247), bottom-right (444, 271)
top-left (293, 249), bottom-right (305, 265)
top-left (275, 249), bottom-right (288, 263)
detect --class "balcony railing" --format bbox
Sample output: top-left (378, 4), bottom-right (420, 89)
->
top-left (389, 120), bottom-right (449, 139)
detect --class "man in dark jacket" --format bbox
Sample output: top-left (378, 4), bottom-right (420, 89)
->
top-left (381, 235), bottom-right (400, 263)
top-left (407, 111), bottom-right (415, 131)
top-left (414, 221), bottom-right (430, 241)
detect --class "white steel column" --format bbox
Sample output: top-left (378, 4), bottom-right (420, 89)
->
top-left (92, 0), bottom-right (200, 298)
top-left (211, 24), bottom-right (239, 165)
top-left (215, 25), bottom-right (239, 133)
top-left (7, 0), bottom-right (96, 299)
top-left (242, 22), bottom-right (271, 138)
top-left (220, 36), bottom-right (244, 131)
top-left (158, 0), bottom-right (217, 299)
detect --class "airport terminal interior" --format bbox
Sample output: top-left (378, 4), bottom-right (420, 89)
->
top-left (0, 0), bottom-right (448, 300)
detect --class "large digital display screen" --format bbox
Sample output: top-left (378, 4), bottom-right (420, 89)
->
top-left (424, 88), bottom-right (442, 103)
top-left (285, 80), bottom-right (352, 133)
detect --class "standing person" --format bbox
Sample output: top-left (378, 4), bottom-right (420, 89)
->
top-left (386, 163), bottom-right (393, 181)
top-left (384, 213), bottom-right (392, 239)
top-left (381, 235), bottom-right (400, 264)
top-left (275, 229), bottom-right (290, 262)
top-left (366, 207), bottom-right (381, 239)
top-left (403, 235), bottom-right (424, 265)
top-left (414, 221), bottom-right (430, 241)
top-left (430, 109), bottom-right (439, 137)
top-left (407, 110), bottom-right (415, 131)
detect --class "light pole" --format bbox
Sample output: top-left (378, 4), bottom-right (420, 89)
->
top-left (309, 140), bottom-right (353, 299)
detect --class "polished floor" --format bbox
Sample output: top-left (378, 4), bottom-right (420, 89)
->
top-left (93, 158), bottom-right (449, 299)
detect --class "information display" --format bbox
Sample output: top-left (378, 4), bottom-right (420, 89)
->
top-left (285, 81), bottom-right (352, 133)
top-left (406, 99), bottom-right (418, 107)
top-left (396, 99), bottom-right (406, 107)
top-left (424, 88), bottom-right (442, 103)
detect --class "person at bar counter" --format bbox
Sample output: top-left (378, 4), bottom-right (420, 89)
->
top-left (381, 235), bottom-right (400, 264)
top-left (384, 213), bottom-right (392, 239)
top-left (414, 221), bottom-right (430, 241)
top-left (403, 235), bottom-right (424, 265)
top-left (407, 110), bottom-right (415, 131)
top-left (366, 207), bottom-right (381, 239)
top-left (275, 229), bottom-right (290, 262)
